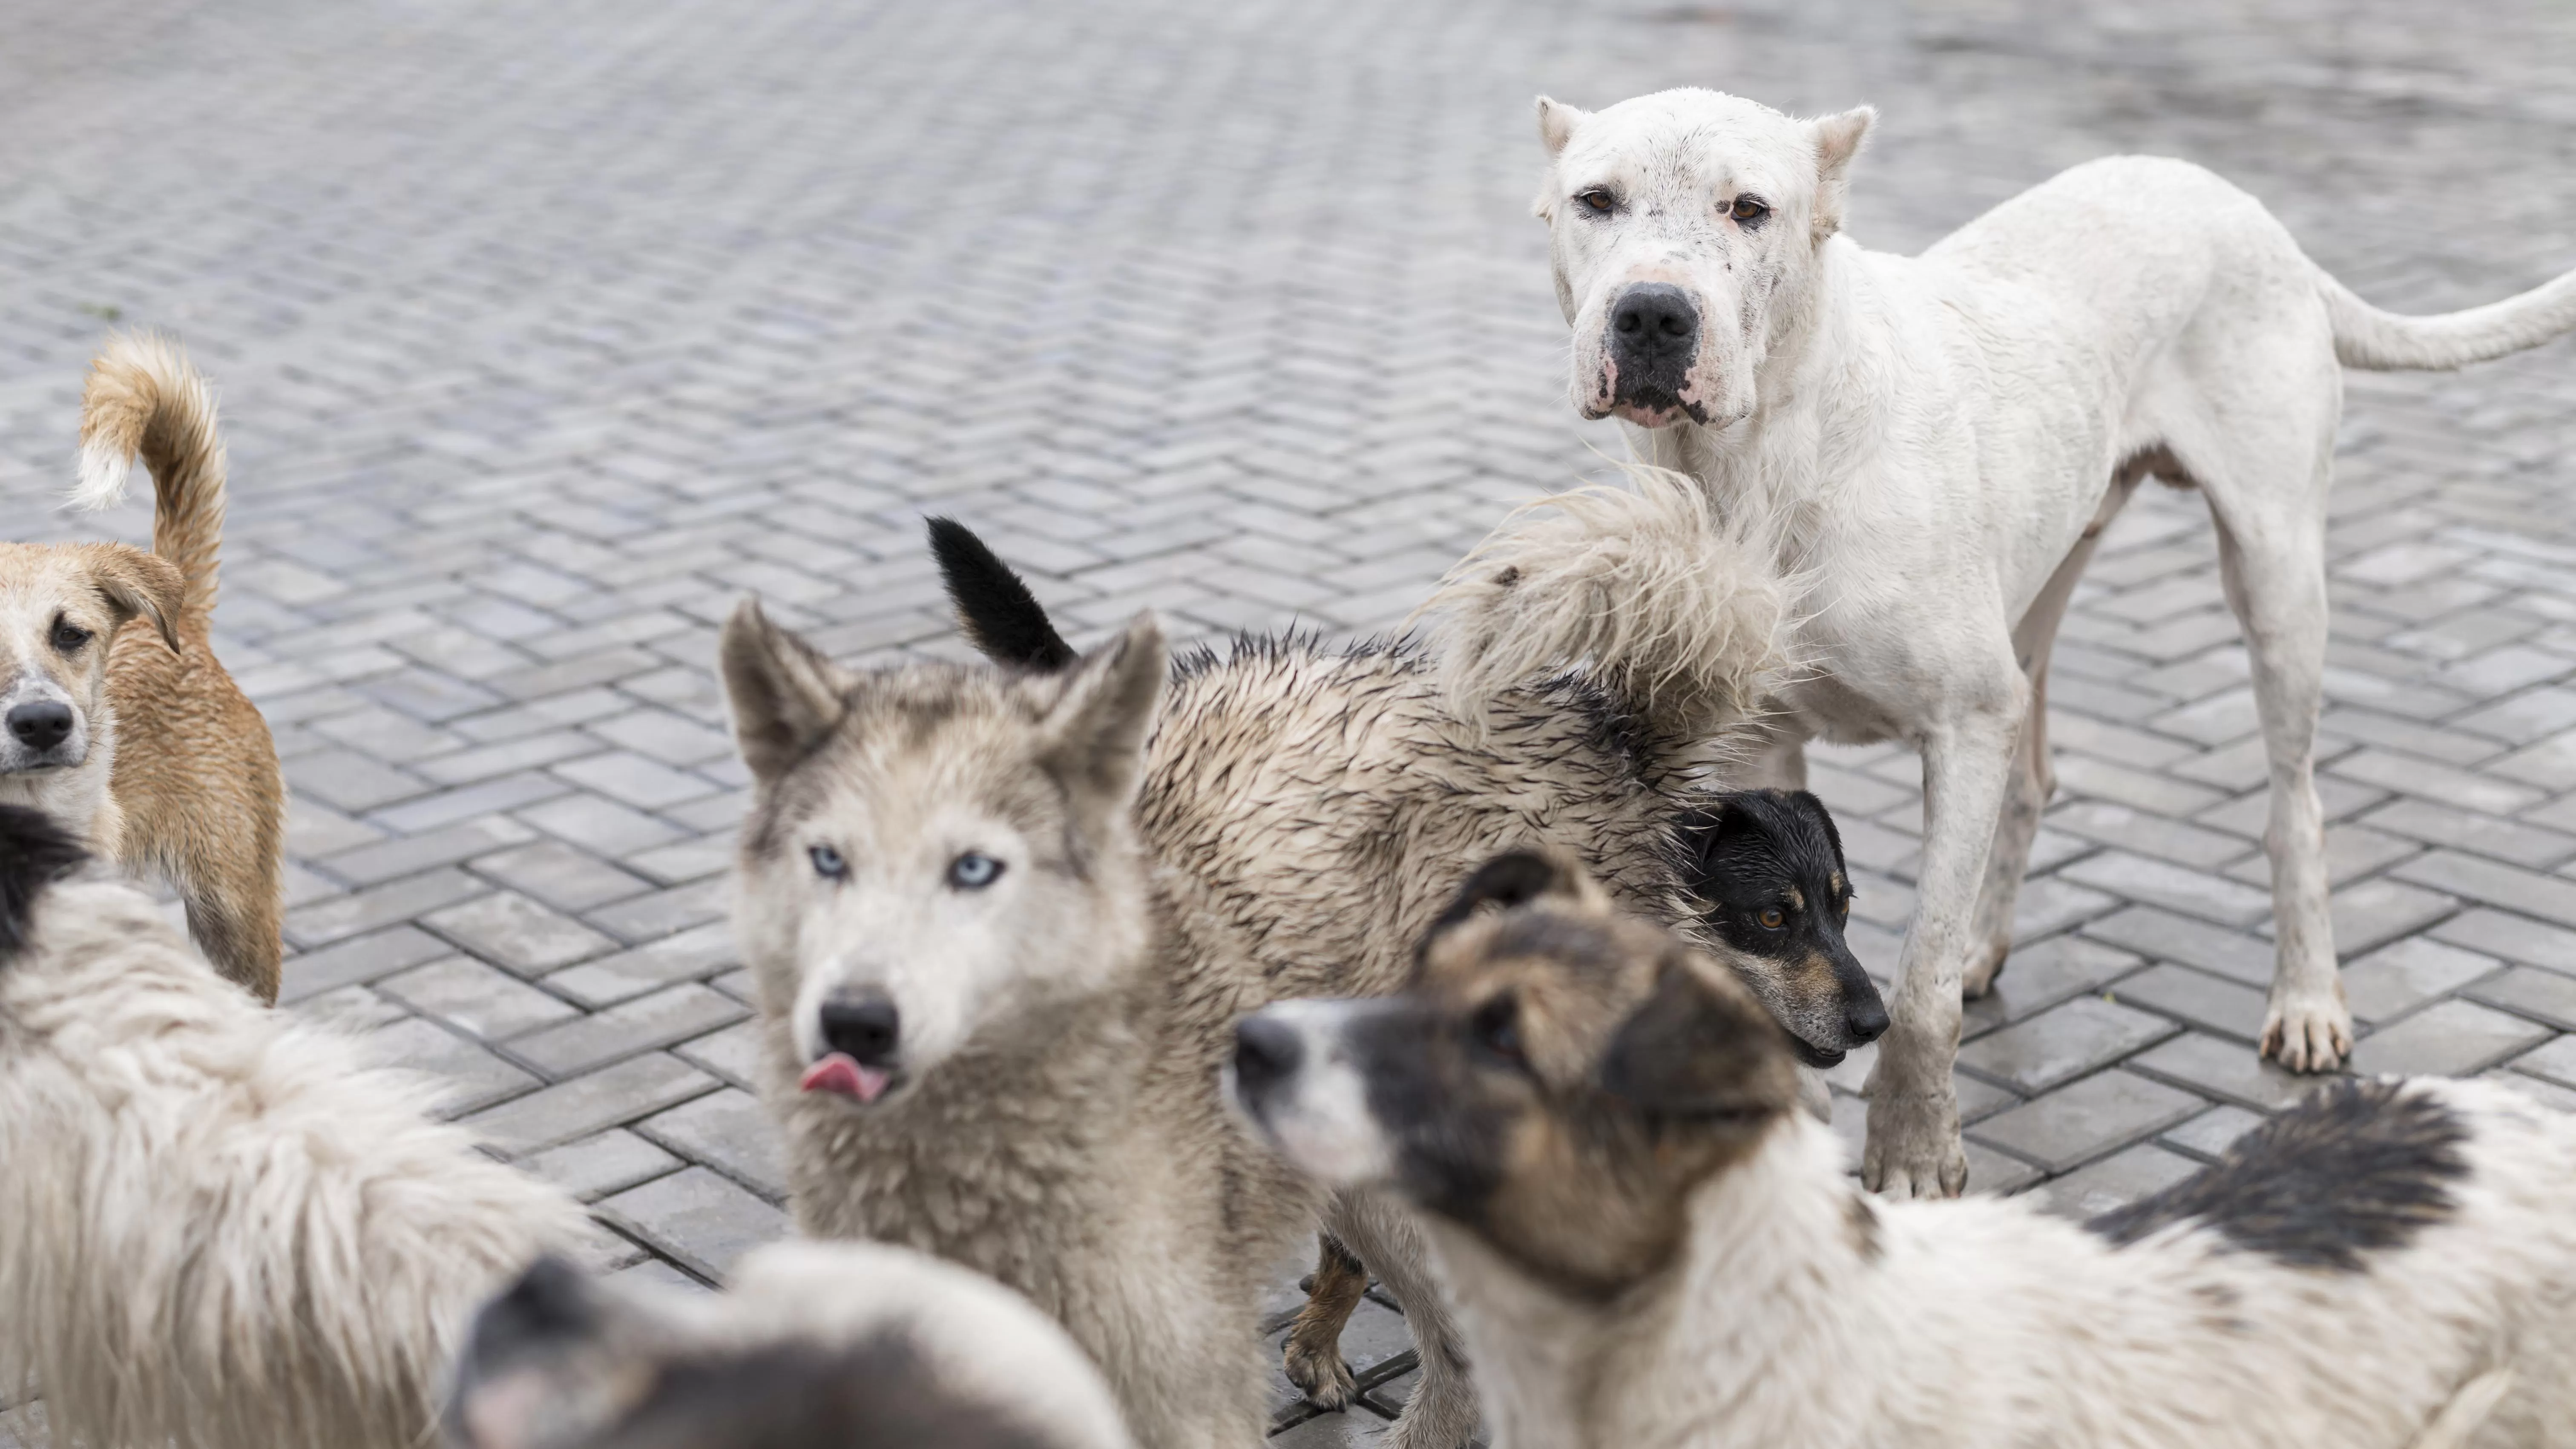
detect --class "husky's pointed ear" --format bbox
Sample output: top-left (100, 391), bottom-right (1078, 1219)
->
top-left (1600, 953), bottom-right (1795, 1121)
top-left (78, 543), bottom-right (183, 654)
top-left (1417, 848), bottom-right (1604, 961)
top-left (1535, 95), bottom-right (1589, 158)
top-left (720, 596), bottom-right (851, 784)
top-left (1038, 612), bottom-right (1166, 817)
top-left (1809, 106), bottom-right (1874, 242)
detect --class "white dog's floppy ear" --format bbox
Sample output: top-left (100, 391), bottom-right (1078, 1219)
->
top-left (1535, 95), bottom-right (1589, 157)
top-left (1038, 612), bottom-right (1166, 822)
top-left (720, 595), bottom-right (852, 784)
top-left (1809, 106), bottom-right (1876, 242)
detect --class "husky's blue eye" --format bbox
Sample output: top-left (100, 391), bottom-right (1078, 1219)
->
top-left (808, 844), bottom-right (847, 880)
top-left (947, 852), bottom-right (1004, 890)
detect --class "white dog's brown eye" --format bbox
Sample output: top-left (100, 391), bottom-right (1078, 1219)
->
top-left (947, 851), bottom-right (1004, 890)
top-left (49, 618), bottom-right (91, 653)
top-left (1730, 195), bottom-right (1771, 224)
top-left (1575, 187), bottom-right (1616, 215)
top-left (808, 844), bottom-right (848, 880)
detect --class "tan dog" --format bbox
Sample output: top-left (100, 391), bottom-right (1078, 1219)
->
top-left (0, 335), bottom-right (282, 998)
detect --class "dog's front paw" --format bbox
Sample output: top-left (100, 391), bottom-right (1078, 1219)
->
top-left (1860, 1088), bottom-right (1967, 1199)
top-left (2260, 985), bottom-right (2352, 1074)
top-left (1282, 1331), bottom-right (1357, 1412)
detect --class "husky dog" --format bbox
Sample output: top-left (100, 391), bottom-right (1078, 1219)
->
top-left (1451, 87), bottom-right (2576, 1196)
top-left (928, 515), bottom-right (1883, 1415)
top-left (0, 804), bottom-right (589, 1449)
top-left (720, 508), bottom-right (1866, 1448)
top-left (1231, 851), bottom-right (2576, 1449)
top-left (0, 335), bottom-right (284, 998)
top-left (446, 1242), bottom-right (1133, 1449)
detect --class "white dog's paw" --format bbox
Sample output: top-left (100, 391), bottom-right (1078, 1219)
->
top-left (1860, 1090), bottom-right (1967, 1199)
top-left (2260, 986), bottom-right (2353, 1074)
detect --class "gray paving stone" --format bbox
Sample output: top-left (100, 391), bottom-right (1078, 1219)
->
top-left (318, 815), bottom-right (540, 888)
top-left (2105, 963), bottom-right (2268, 1043)
top-left (638, 1087), bottom-right (791, 1200)
top-left (1958, 997), bottom-right (2182, 1094)
top-left (2349, 999), bottom-right (2553, 1078)
top-left (286, 869), bottom-right (492, 950)
top-left (2158, 1104), bottom-right (2266, 1163)
top-left (511, 982), bottom-right (752, 1078)
top-left (2081, 905), bottom-right (2277, 987)
top-left (2027, 1143), bottom-right (2206, 1220)
top-left (521, 1129), bottom-right (687, 1203)
top-left (469, 840), bottom-right (656, 912)
top-left (2465, 966), bottom-right (2576, 1032)
top-left (1968, 1070), bottom-right (2205, 1174)
top-left (424, 890), bottom-right (620, 975)
top-left (1964, 934), bottom-right (2147, 1036)
top-left (2342, 936), bottom-right (2505, 1025)
top-left (595, 1167), bottom-right (790, 1284)
top-left (276, 924), bottom-right (459, 1003)
top-left (358, 1017), bottom-right (542, 1119)
top-left (676, 1018), bottom-right (768, 1090)
top-left (2128, 1032), bottom-right (2322, 1113)
top-left (2432, 908), bottom-right (2576, 974)
top-left (462, 1052), bottom-right (721, 1159)
top-left (376, 955), bottom-right (581, 1039)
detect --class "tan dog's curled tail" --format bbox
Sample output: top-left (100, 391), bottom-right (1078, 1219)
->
top-left (73, 333), bottom-right (228, 619)
top-left (1419, 461), bottom-right (1800, 747)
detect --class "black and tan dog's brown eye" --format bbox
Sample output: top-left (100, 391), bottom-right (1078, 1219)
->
top-left (1576, 187), bottom-right (1616, 215)
top-left (1757, 907), bottom-right (1785, 930)
top-left (1730, 194), bottom-right (1770, 224)
top-left (49, 617), bottom-right (91, 653)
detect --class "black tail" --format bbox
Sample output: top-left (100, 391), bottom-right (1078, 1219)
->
top-left (926, 517), bottom-right (1078, 671)
top-left (0, 805), bottom-right (89, 959)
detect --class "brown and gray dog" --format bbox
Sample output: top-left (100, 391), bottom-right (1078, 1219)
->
top-left (719, 516), bottom-right (1874, 1448)
top-left (0, 334), bottom-right (282, 998)
top-left (1233, 851), bottom-right (2576, 1449)
top-left (445, 1242), bottom-right (1132, 1449)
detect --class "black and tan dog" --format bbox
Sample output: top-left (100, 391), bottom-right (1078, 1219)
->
top-left (1232, 851), bottom-right (2576, 1449)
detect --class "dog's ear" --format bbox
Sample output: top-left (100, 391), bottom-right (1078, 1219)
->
top-left (1418, 849), bottom-right (1606, 961)
top-left (1600, 952), bottom-right (1794, 1120)
top-left (1037, 612), bottom-right (1165, 819)
top-left (1808, 106), bottom-right (1875, 242)
top-left (1535, 95), bottom-right (1589, 158)
top-left (720, 596), bottom-right (852, 784)
top-left (80, 543), bottom-right (184, 654)
top-left (1785, 788), bottom-right (1846, 868)
top-left (927, 516), bottom-right (1078, 672)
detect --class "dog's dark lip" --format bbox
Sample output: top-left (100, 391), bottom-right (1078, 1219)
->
top-left (1790, 1038), bottom-right (1846, 1070)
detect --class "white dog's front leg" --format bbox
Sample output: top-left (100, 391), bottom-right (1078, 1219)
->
top-left (1863, 702), bottom-right (2024, 1199)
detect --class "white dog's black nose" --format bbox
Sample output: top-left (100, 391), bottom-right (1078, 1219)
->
top-left (819, 993), bottom-right (901, 1066)
top-left (6, 701), bottom-right (73, 753)
top-left (1610, 283), bottom-right (1699, 362)
top-left (1233, 1015), bottom-right (1304, 1098)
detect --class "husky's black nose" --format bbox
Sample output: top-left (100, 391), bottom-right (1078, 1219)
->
top-left (1610, 283), bottom-right (1698, 363)
top-left (819, 993), bottom-right (901, 1066)
top-left (1233, 1015), bottom-right (1304, 1098)
top-left (6, 701), bottom-right (73, 753)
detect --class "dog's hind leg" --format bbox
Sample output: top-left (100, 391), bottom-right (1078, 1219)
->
top-left (1329, 1192), bottom-right (1480, 1449)
top-left (1281, 1232), bottom-right (1368, 1411)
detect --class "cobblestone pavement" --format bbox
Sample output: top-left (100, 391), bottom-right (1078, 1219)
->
top-left (3, 0), bottom-right (2575, 1441)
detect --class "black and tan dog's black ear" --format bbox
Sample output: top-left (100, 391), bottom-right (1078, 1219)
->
top-left (927, 517), bottom-right (1078, 672)
top-left (1600, 954), bottom-right (1794, 1120)
top-left (720, 597), bottom-right (854, 784)
top-left (0, 804), bottom-right (90, 958)
top-left (1419, 850), bottom-right (1579, 958)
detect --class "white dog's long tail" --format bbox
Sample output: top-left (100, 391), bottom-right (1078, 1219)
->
top-left (1420, 463), bottom-right (1799, 748)
top-left (2321, 262), bottom-right (2576, 371)
top-left (72, 332), bottom-right (229, 618)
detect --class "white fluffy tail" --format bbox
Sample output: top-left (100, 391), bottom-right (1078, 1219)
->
top-left (1420, 463), bottom-right (1800, 746)
top-left (2406, 1368), bottom-right (2513, 1449)
top-left (2320, 262), bottom-right (2576, 371)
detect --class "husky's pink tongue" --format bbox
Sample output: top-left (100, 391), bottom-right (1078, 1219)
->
top-left (800, 1052), bottom-right (890, 1102)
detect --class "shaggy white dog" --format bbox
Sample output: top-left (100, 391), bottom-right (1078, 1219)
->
top-left (1436, 88), bottom-right (2576, 1196)
top-left (0, 805), bottom-right (590, 1449)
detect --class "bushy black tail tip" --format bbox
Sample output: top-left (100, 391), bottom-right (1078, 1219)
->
top-left (923, 515), bottom-right (1079, 671)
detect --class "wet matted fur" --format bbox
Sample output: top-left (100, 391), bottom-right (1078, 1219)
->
top-left (1231, 852), bottom-right (2576, 1449)
top-left (0, 805), bottom-right (589, 1449)
top-left (447, 1242), bottom-right (1132, 1449)
top-left (0, 334), bottom-right (283, 998)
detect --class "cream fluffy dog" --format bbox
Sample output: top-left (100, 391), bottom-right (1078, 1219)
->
top-left (0, 804), bottom-right (588, 1449)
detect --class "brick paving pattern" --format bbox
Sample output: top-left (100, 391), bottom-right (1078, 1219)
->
top-left (3, 0), bottom-right (2574, 1441)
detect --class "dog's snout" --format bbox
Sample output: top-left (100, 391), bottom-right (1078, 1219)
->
top-left (1232, 1015), bottom-right (1304, 1098)
top-left (1845, 992), bottom-right (1890, 1046)
top-left (1610, 284), bottom-right (1698, 360)
top-left (6, 700), bottom-right (73, 753)
top-left (819, 992), bottom-right (902, 1066)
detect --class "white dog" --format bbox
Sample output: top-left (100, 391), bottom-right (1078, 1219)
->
top-left (1230, 851), bottom-right (2576, 1449)
top-left (1434, 88), bottom-right (2576, 1195)
top-left (0, 804), bottom-right (589, 1449)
